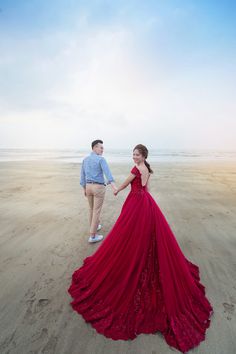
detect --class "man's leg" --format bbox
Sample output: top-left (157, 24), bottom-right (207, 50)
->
top-left (90, 185), bottom-right (105, 235)
top-left (87, 195), bottom-right (94, 226)
top-left (85, 184), bottom-right (95, 235)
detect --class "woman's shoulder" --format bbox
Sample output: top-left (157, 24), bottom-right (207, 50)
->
top-left (137, 165), bottom-right (149, 175)
top-left (131, 165), bottom-right (149, 176)
top-left (130, 165), bottom-right (140, 175)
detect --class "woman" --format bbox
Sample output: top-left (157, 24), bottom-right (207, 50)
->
top-left (68, 144), bottom-right (213, 353)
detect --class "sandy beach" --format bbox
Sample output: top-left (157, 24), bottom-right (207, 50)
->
top-left (0, 160), bottom-right (236, 354)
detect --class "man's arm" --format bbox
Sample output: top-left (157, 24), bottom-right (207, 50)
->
top-left (100, 158), bottom-right (117, 190)
top-left (80, 160), bottom-right (86, 196)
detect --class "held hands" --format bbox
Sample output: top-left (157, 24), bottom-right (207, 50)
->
top-left (111, 184), bottom-right (119, 196)
top-left (113, 188), bottom-right (119, 196)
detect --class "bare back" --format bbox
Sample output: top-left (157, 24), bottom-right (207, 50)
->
top-left (136, 165), bottom-right (150, 187)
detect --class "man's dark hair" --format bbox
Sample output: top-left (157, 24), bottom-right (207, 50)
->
top-left (91, 139), bottom-right (103, 149)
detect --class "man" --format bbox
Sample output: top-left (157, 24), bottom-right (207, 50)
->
top-left (80, 140), bottom-right (117, 243)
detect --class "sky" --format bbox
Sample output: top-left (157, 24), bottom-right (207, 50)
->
top-left (0, 0), bottom-right (235, 150)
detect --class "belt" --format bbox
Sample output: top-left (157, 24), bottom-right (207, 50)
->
top-left (86, 181), bottom-right (106, 186)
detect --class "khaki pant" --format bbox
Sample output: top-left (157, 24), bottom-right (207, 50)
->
top-left (86, 183), bottom-right (106, 235)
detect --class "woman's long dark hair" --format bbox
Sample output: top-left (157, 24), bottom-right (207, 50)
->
top-left (133, 144), bottom-right (153, 174)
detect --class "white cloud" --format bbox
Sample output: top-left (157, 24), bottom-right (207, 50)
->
top-left (0, 16), bottom-right (235, 149)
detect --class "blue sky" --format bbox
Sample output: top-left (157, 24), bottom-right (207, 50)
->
top-left (0, 0), bottom-right (235, 149)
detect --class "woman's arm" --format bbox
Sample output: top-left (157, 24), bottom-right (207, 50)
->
top-left (114, 173), bottom-right (135, 195)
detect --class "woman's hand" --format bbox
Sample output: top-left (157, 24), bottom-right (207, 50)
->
top-left (112, 173), bottom-right (135, 196)
top-left (113, 188), bottom-right (119, 196)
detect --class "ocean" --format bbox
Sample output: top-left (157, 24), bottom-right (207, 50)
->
top-left (0, 148), bottom-right (236, 163)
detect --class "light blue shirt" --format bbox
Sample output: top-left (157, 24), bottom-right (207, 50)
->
top-left (80, 152), bottom-right (115, 187)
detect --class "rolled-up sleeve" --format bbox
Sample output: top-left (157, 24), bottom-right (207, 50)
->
top-left (80, 160), bottom-right (86, 187)
top-left (100, 158), bottom-right (114, 184)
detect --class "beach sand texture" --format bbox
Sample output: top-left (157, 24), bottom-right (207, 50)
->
top-left (0, 161), bottom-right (236, 354)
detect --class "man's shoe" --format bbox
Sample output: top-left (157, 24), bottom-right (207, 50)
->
top-left (88, 234), bottom-right (104, 243)
top-left (97, 224), bottom-right (102, 231)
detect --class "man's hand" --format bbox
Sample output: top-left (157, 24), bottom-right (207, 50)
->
top-left (110, 182), bottom-right (118, 195)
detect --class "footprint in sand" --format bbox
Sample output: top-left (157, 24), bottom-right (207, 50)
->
top-left (23, 299), bottom-right (36, 325)
top-left (0, 329), bottom-right (17, 352)
top-left (41, 335), bottom-right (58, 353)
top-left (38, 298), bottom-right (50, 307)
top-left (31, 328), bottom-right (48, 343)
top-left (43, 278), bottom-right (54, 286)
top-left (23, 298), bottom-right (51, 324)
top-left (223, 302), bottom-right (235, 320)
top-left (50, 245), bottom-right (71, 259)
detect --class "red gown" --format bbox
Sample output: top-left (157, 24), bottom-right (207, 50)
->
top-left (68, 166), bottom-right (213, 353)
